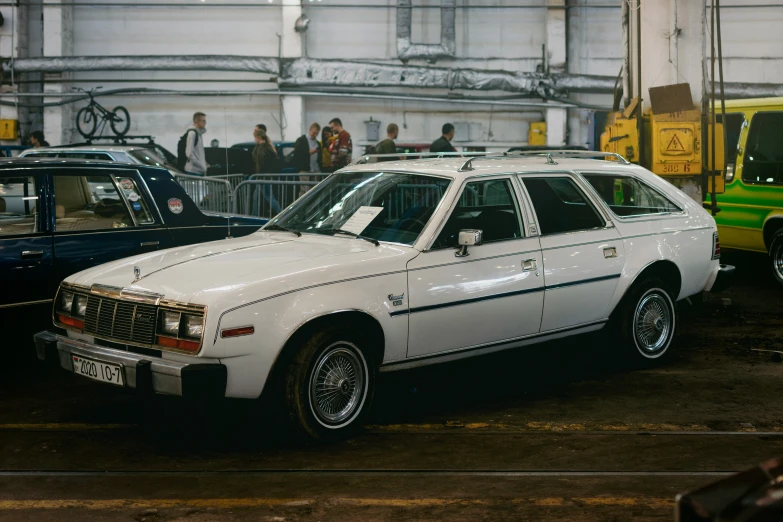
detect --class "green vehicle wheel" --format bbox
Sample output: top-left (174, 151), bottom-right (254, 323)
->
top-left (770, 229), bottom-right (783, 286)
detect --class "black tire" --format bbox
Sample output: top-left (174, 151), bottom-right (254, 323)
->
top-left (616, 277), bottom-right (677, 366)
top-left (284, 326), bottom-right (375, 440)
top-left (76, 107), bottom-right (97, 138)
top-left (109, 106), bottom-right (131, 136)
top-left (769, 229), bottom-right (783, 286)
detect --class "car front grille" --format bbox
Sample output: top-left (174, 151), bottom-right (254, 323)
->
top-left (83, 295), bottom-right (158, 346)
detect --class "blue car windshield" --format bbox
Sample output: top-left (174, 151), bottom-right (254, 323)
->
top-left (271, 171), bottom-right (451, 245)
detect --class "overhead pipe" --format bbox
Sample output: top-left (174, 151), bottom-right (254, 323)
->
top-left (4, 55), bottom-right (780, 100)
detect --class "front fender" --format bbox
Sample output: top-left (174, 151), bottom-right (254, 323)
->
top-left (209, 272), bottom-right (409, 399)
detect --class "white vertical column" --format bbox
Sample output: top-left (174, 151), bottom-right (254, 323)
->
top-left (43, 0), bottom-right (74, 145)
top-left (0, 5), bottom-right (21, 140)
top-left (280, 0), bottom-right (304, 142)
top-left (638, 0), bottom-right (704, 111)
top-left (546, 0), bottom-right (567, 146)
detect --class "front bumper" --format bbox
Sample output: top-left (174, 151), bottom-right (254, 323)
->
top-left (34, 331), bottom-right (226, 399)
top-left (708, 264), bottom-right (736, 293)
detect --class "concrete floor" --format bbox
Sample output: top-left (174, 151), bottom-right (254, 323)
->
top-left (1, 250), bottom-right (782, 521)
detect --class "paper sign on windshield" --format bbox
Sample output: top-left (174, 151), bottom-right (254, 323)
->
top-left (341, 206), bottom-right (383, 235)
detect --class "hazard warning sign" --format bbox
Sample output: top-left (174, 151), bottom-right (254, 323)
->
top-left (665, 134), bottom-right (686, 152)
top-left (658, 128), bottom-right (693, 156)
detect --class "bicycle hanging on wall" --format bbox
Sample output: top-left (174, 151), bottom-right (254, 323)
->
top-left (74, 87), bottom-right (131, 138)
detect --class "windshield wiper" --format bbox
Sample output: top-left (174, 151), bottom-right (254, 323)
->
top-left (264, 223), bottom-right (302, 237)
top-left (333, 229), bottom-right (380, 246)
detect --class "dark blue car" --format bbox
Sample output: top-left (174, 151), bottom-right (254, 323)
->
top-left (0, 158), bottom-right (266, 311)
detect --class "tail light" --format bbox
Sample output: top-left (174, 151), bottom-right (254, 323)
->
top-left (712, 232), bottom-right (721, 260)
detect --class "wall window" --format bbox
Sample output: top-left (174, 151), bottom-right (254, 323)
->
top-left (743, 112), bottom-right (783, 185)
top-left (522, 177), bottom-right (605, 235)
top-left (53, 175), bottom-right (133, 232)
top-left (582, 174), bottom-right (681, 217)
top-left (0, 176), bottom-right (38, 236)
top-left (433, 179), bottom-right (522, 249)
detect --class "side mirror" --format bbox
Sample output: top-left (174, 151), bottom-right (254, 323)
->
top-left (455, 229), bottom-right (483, 257)
top-left (725, 162), bottom-right (735, 182)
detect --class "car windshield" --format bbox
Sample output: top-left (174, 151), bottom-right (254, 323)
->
top-left (271, 171), bottom-right (452, 245)
top-left (128, 149), bottom-right (171, 169)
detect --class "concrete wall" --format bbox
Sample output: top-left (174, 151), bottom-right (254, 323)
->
top-left (5, 1), bottom-right (783, 152)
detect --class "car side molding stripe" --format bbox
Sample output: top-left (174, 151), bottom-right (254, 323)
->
top-left (545, 273), bottom-right (621, 290)
top-left (392, 274), bottom-right (622, 317)
top-left (390, 287), bottom-right (545, 317)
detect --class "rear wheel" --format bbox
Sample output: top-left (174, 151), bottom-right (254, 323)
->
top-left (109, 106), bottom-right (131, 136)
top-left (616, 277), bottom-right (677, 366)
top-left (769, 229), bottom-right (783, 286)
top-left (284, 326), bottom-right (375, 440)
top-left (76, 107), bottom-right (97, 138)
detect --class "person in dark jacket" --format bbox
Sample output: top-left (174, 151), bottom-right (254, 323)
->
top-left (374, 123), bottom-right (399, 161)
top-left (30, 130), bottom-right (50, 148)
top-left (252, 128), bottom-right (277, 174)
top-left (430, 123), bottom-right (456, 154)
top-left (251, 128), bottom-right (281, 214)
top-left (294, 122), bottom-right (321, 197)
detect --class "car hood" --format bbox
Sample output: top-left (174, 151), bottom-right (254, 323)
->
top-left (67, 231), bottom-right (418, 308)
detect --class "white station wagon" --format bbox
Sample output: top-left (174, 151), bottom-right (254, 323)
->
top-left (35, 151), bottom-right (733, 439)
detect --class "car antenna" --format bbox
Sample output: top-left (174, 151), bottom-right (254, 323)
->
top-left (224, 109), bottom-right (232, 239)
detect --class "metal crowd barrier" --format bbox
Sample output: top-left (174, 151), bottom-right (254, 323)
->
top-left (210, 173), bottom-right (248, 191)
top-left (233, 173), bottom-right (330, 218)
top-left (172, 172), bottom-right (232, 213)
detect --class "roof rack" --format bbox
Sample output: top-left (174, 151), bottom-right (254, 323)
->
top-left (354, 149), bottom-right (631, 168)
top-left (82, 135), bottom-right (158, 145)
top-left (353, 151), bottom-right (495, 165)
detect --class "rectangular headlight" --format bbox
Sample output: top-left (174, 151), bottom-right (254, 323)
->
top-left (73, 295), bottom-right (88, 317)
top-left (160, 311), bottom-right (181, 336)
top-left (59, 291), bottom-right (74, 313)
top-left (183, 314), bottom-right (204, 339)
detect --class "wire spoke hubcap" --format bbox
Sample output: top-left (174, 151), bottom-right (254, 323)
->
top-left (634, 292), bottom-right (671, 354)
top-left (774, 244), bottom-right (783, 279)
top-left (310, 344), bottom-right (366, 425)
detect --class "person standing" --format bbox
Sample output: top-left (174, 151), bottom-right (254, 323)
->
top-left (430, 123), bottom-right (457, 154)
top-left (251, 128), bottom-right (281, 215)
top-left (29, 130), bottom-right (50, 148)
top-left (252, 128), bottom-right (277, 174)
top-left (328, 118), bottom-right (352, 170)
top-left (374, 123), bottom-right (399, 161)
top-left (184, 112), bottom-right (208, 175)
top-left (320, 127), bottom-right (335, 173)
top-left (294, 123), bottom-right (321, 197)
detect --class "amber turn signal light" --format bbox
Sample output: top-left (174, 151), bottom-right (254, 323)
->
top-left (58, 314), bottom-right (84, 330)
top-left (221, 326), bottom-right (255, 338)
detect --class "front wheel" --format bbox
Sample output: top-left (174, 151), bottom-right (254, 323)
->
top-left (769, 229), bottom-right (783, 286)
top-left (284, 326), bottom-right (375, 440)
top-left (76, 107), bottom-right (97, 138)
top-left (616, 277), bottom-right (677, 366)
top-left (109, 106), bottom-right (131, 136)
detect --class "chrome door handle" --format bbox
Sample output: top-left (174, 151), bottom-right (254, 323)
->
top-left (603, 247), bottom-right (618, 258)
top-left (21, 250), bottom-right (43, 259)
top-left (522, 258), bottom-right (538, 271)
top-left (140, 241), bottom-right (159, 248)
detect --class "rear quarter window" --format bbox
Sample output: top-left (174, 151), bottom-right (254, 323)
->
top-left (582, 174), bottom-right (682, 217)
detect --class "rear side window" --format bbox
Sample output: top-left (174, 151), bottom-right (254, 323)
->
top-left (582, 174), bottom-right (681, 217)
top-left (743, 112), bottom-right (783, 185)
top-left (522, 177), bottom-right (605, 235)
top-left (116, 176), bottom-right (155, 225)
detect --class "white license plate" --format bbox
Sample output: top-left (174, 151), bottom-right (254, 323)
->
top-left (72, 355), bottom-right (124, 386)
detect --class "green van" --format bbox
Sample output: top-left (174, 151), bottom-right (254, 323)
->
top-left (709, 98), bottom-right (783, 285)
